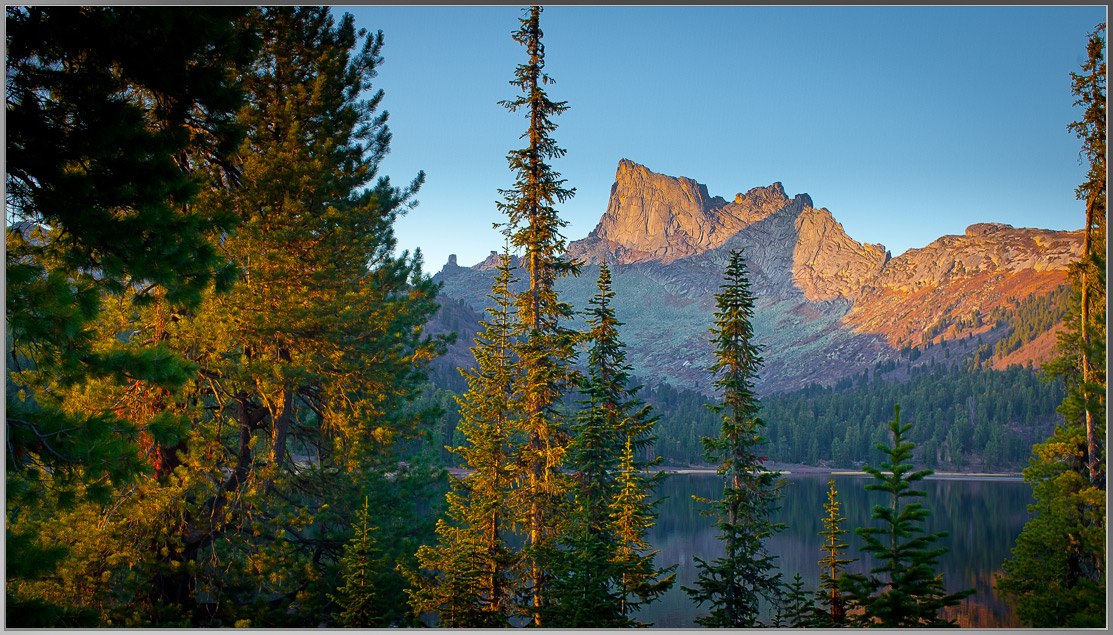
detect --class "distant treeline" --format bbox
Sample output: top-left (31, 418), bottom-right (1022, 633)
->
top-left (419, 360), bottom-right (1065, 473)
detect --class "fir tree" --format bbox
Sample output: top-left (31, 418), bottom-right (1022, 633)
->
top-left (407, 248), bottom-right (523, 627)
top-left (544, 262), bottom-right (674, 626)
top-left (496, 5), bottom-right (581, 623)
top-left (817, 478), bottom-right (855, 625)
top-left (684, 249), bottom-right (784, 627)
top-left (841, 404), bottom-right (972, 627)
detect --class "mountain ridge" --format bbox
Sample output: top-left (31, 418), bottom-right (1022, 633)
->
top-left (434, 159), bottom-right (1081, 394)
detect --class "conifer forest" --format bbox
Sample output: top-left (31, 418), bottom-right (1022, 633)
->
top-left (5, 6), bottom-right (1106, 628)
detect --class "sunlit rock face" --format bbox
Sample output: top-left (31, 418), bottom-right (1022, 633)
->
top-left (435, 160), bottom-right (1082, 395)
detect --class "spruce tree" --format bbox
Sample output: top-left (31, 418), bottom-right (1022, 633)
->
top-left (841, 404), bottom-right (972, 627)
top-left (407, 248), bottom-right (524, 627)
top-left (817, 478), bottom-right (855, 625)
top-left (544, 262), bottom-right (674, 626)
top-left (496, 5), bottom-right (581, 624)
top-left (998, 24), bottom-right (1106, 628)
top-left (684, 249), bottom-right (784, 627)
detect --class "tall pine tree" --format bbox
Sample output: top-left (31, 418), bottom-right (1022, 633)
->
top-left (841, 405), bottom-right (971, 627)
top-left (496, 5), bottom-right (581, 624)
top-left (684, 249), bottom-right (784, 627)
top-left (998, 23), bottom-right (1106, 628)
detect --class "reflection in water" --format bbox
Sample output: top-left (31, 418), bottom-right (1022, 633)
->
top-left (638, 473), bottom-right (1032, 627)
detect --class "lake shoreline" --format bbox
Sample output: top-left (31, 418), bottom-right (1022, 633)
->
top-left (656, 462), bottom-right (1024, 480)
top-left (443, 462), bottom-right (1024, 480)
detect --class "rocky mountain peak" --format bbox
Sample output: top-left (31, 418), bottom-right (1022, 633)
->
top-left (569, 160), bottom-right (795, 265)
top-left (566, 161), bottom-right (887, 303)
top-left (436, 159), bottom-right (1083, 396)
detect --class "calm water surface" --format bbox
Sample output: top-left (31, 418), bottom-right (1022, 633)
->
top-left (637, 472), bottom-right (1033, 628)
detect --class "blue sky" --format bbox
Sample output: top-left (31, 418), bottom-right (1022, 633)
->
top-left (347, 5), bottom-right (1106, 271)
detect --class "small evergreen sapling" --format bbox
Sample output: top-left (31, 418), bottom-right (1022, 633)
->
top-left (841, 405), bottom-right (972, 627)
top-left (817, 478), bottom-right (855, 625)
top-left (330, 498), bottom-right (383, 628)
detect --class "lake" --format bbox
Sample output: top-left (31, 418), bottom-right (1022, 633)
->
top-left (637, 472), bottom-right (1033, 628)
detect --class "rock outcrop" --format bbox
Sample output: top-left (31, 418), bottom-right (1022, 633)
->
top-left (473, 250), bottom-right (522, 271)
top-left (792, 206), bottom-right (889, 302)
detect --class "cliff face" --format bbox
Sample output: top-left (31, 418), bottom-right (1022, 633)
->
top-left (437, 160), bottom-right (1082, 395)
top-left (792, 206), bottom-right (889, 302)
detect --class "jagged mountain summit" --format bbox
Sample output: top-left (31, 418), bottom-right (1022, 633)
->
top-left (433, 160), bottom-right (1082, 394)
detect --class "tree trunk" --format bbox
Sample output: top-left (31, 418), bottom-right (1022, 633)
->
top-left (1081, 193), bottom-right (1101, 489)
top-left (271, 388), bottom-right (295, 468)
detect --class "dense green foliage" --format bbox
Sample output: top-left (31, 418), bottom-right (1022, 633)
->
top-left (684, 250), bottom-right (784, 627)
top-left (6, 6), bottom-right (256, 625)
top-left (840, 406), bottom-right (973, 627)
top-left (6, 5), bottom-right (256, 507)
top-left (998, 23), bottom-right (1106, 628)
top-left (7, 8), bottom-right (445, 627)
top-left (991, 285), bottom-right (1072, 360)
top-left (997, 425), bottom-right (1106, 627)
top-left (422, 360), bottom-right (1065, 473)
